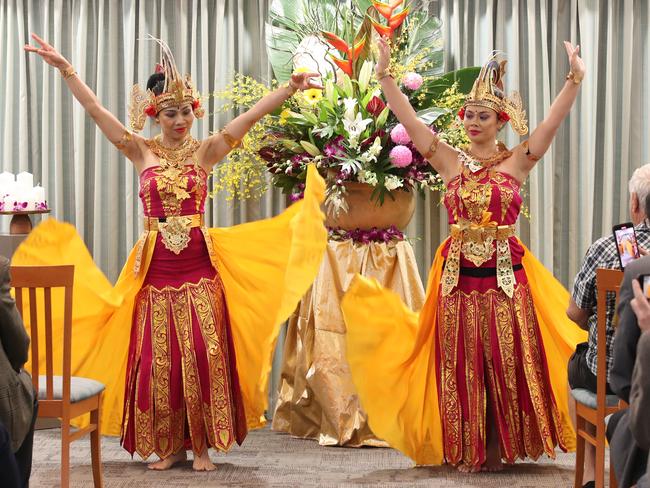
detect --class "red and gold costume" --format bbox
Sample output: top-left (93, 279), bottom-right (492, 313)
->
top-left (12, 39), bottom-right (327, 459)
top-left (340, 55), bottom-right (587, 468)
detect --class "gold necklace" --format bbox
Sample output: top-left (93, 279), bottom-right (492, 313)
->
top-left (146, 134), bottom-right (200, 164)
top-left (463, 141), bottom-right (512, 169)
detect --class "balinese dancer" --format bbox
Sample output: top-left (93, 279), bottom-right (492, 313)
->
top-left (340, 38), bottom-right (587, 472)
top-left (21, 34), bottom-right (326, 471)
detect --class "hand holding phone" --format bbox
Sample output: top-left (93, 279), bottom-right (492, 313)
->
top-left (613, 223), bottom-right (641, 268)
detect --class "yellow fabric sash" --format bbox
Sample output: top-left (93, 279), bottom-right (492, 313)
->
top-left (341, 237), bottom-right (587, 465)
top-left (12, 164), bottom-right (327, 436)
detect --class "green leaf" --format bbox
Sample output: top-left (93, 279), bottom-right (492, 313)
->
top-left (415, 106), bottom-right (450, 126)
top-left (300, 110), bottom-right (319, 125)
top-left (300, 140), bottom-right (321, 156)
top-left (426, 67), bottom-right (481, 99)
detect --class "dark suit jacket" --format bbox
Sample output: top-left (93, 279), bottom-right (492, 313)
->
top-left (0, 256), bottom-right (34, 452)
top-left (612, 256), bottom-right (650, 402)
top-left (630, 333), bottom-right (650, 448)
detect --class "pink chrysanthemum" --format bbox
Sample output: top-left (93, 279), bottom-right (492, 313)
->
top-left (390, 123), bottom-right (411, 144)
top-left (402, 72), bottom-right (424, 91)
top-left (389, 145), bottom-right (413, 168)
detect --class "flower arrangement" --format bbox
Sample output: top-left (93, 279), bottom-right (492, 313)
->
top-left (212, 0), bottom-right (479, 213)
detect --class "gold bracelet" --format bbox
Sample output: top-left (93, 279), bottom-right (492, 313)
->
top-left (220, 128), bottom-right (242, 150)
top-left (376, 69), bottom-right (393, 81)
top-left (284, 81), bottom-right (299, 96)
top-left (423, 135), bottom-right (440, 159)
top-left (59, 65), bottom-right (77, 80)
top-left (566, 71), bottom-right (582, 85)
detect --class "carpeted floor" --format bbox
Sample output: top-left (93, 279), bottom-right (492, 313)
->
top-left (31, 427), bottom-right (594, 487)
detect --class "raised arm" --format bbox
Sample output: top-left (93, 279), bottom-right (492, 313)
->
top-left (375, 37), bottom-right (459, 184)
top-left (518, 41), bottom-right (585, 171)
top-left (200, 72), bottom-right (322, 168)
top-left (24, 33), bottom-right (142, 163)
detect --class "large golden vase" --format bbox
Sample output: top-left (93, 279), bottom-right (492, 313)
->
top-left (324, 182), bottom-right (416, 231)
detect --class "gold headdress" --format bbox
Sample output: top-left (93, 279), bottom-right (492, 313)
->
top-left (128, 35), bottom-right (204, 133)
top-left (464, 52), bottom-right (528, 135)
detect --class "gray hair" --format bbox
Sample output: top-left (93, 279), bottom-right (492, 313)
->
top-left (629, 164), bottom-right (650, 215)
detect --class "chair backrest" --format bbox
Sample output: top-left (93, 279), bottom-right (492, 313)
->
top-left (10, 265), bottom-right (74, 405)
top-left (595, 267), bottom-right (624, 413)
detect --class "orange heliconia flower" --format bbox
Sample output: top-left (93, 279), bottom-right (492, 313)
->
top-left (370, 0), bottom-right (410, 37)
top-left (322, 31), bottom-right (367, 76)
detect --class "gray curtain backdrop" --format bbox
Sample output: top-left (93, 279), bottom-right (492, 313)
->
top-left (2, 0), bottom-right (649, 412)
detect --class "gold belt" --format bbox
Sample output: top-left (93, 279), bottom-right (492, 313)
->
top-left (441, 221), bottom-right (517, 298)
top-left (133, 213), bottom-right (218, 274)
top-left (143, 213), bottom-right (203, 232)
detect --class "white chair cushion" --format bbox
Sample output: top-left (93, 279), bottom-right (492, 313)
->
top-left (571, 387), bottom-right (619, 409)
top-left (38, 375), bottom-right (105, 403)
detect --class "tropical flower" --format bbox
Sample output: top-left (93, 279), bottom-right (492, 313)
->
top-left (370, 0), bottom-right (410, 38)
top-left (343, 112), bottom-right (372, 140)
top-left (279, 108), bottom-right (292, 125)
top-left (322, 31), bottom-right (366, 77)
top-left (342, 98), bottom-right (357, 119)
top-left (303, 88), bottom-right (323, 105)
top-left (390, 123), bottom-right (411, 144)
top-left (402, 72), bottom-right (424, 90)
top-left (384, 174), bottom-right (404, 191)
top-left (366, 96), bottom-right (386, 117)
top-left (389, 145), bottom-right (413, 167)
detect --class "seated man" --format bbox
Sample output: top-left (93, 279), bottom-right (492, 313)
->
top-left (0, 256), bottom-right (37, 488)
top-left (608, 278), bottom-right (650, 488)
top-left (607, 255), bottom-right (650, 488)
top-left (567, 164), bottom-right (650, 488)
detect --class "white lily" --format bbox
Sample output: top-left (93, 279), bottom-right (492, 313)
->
top-left (343, 112), bottom-right (372, 140)
top-left (342, 97), bottom-right (357, 120)
top-left (368, 137), bottom-right (382, 158)
top-left (385, 175), bottom-right (404, 191)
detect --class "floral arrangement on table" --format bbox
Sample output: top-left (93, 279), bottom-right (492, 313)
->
top-left (212, 0), bottom-right (479, 218)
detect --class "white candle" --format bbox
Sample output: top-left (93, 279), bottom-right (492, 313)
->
top-left (16, 172), bottom-right (33, 190)
top-left (32, 185), bottom-right (45, 204)
top-left (0, 172), bottom-right (14, 197)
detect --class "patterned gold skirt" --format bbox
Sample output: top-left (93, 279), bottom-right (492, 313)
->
top-left (437, 275), bottom-right (566, 466)
top-left (121, 234), bottom-right (247, 459)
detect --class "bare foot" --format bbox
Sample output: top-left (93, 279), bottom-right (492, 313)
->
top-left (147, 450), bottom-right (187, 470)
top-left (481, 435), bottom-right (504, 472)
top-left (192, 449), bottom-right (216, 471)
top-left (482, 396), bottom-right (503, 472)
top-left (481, 458), bottom-right (504, 472)
top-left (457, 463), bottom-right (481, 473)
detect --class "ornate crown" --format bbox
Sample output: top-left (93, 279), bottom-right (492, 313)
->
top-left (464, 52), bottom-right (528, 135)
top-left (128, 36), bottom-right (204, 133)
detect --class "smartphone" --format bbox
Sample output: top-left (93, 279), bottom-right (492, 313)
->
top-left (613, 223), bottom-right (640, 269)
top-left (638, 274), bottom-right (650, 299)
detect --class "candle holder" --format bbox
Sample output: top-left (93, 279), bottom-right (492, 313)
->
top-left (0, 209), bottom-right (50, 234)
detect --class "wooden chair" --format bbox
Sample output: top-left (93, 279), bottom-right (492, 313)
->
top-left (11, 265), bottom-right (104, 488)
top-left (572, 268), bottom-right (624, 488)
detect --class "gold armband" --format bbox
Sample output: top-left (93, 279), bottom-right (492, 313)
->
top-left (521, 140), bottom-right (541, 162)
top-left (220, 128), bottom-right (242, 150)
top-left (114, 130), bottom-right (133, 151)
top-left (59, 65), bottom-right (77, 80)
top-left (423, 135), bottom-right (440, 159)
